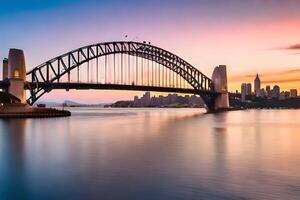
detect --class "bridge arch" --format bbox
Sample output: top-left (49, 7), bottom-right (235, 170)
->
top-left (26, 41), bottom-right (215, 108)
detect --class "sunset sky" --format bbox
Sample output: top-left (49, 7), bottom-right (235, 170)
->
top-left (0, 0), bottom-right (299, 103)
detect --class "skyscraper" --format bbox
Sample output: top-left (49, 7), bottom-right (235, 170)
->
top-left (271, 85), bottom-right (280, 99)
top-left (290, 89), bottom-right (297, 98)
top-left (142, 92), bottom-right (151, 106)
top-left (246, 83), bottom-right (252, 95)
top-left (266, 85), bottom-right (271, 97)
top-left (133, 96), bottom-right (140, 106)
top-left (254, 74), bottom-right (261, 97)
top-left (241, 83), bottom-right (247, 102)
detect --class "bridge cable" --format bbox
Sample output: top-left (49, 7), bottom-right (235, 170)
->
top-left (128, 53), bottom-right (130, 85)
top-left (152, 59), bottom-right (154, 86)
top-left (136, 55), bottom-right (138, 85)
top-left (114, 53), bottom-right (116, 84)
top-left (141, 58), bottom-right (143, 85)
top-left (105, 54), bottom-right (107, 83)
top-left (96, 48), bottom-right (99, 83)
top-left (147, 58), bottom-right (150, 86)
top-left (121, 53), bottom-right (123, 84)
top-left (77, 52), bottom-right (80, 82)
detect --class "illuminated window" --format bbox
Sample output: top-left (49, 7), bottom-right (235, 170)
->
top-left (14, 69), bottom-right (20, 78)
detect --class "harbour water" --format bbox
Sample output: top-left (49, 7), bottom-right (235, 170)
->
top-left (1, 108), bottom-right (300, 200)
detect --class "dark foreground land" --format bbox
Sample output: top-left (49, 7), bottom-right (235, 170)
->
top-left (0, 104), bottom-right (71, 118)
top-left (230, 96), bottom-right (300, 109)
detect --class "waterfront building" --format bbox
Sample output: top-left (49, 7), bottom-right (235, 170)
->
top-left (166, 94), bottom-right (172, 104)
top-left (241, 83), bottom-right (247, 102)
top-left (133, 92), bottom-right (204, 107)
top-left (144, 92), bottom-right (151, 106)
top-left (162, 96), bottom-right (169, 105)
top-left (150, 96), bottom-right (159, 107)
top-left (177, 96), bottom-right (188, 104)
top-left (158, 95), bottom-right (164, 106)
top-left (284, 91), bottom-right (290, 98)
top-left (258, 88), bottom-right (266, 98)
top-left (246, 83), bottom-right (252, 95)
top-left (133, 96), bottom-right (140, 106)
top-left (290, 89), bottom-right (297, 98)
top-left (141, 92), bottom-right (151, 106)
top-left (279, 92), bottom-right (286, 100)
top-left (170, 94), bottom-right (178, 104)
top-left (271, 85), bottom-right (280, 99)
top-left (189, 95), bottom-right (203, 106)
top-left (254, 74), bottom-right (261, 97)
top-left (266, 85), bottom-right (271, 97)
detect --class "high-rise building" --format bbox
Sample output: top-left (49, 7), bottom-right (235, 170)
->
top-left (254, 74), bottom-right (261, 97)
top-left (166, 94), bottom-right (172, 104)
top-left (246, 83), bottom-right (252, 95)
top-left (285, 91), bottom-right (290, 98)
top-left (279, 92), bottom-right (286, 100)
top-left (133, 96), bottom-right (140, 106)
top-left (290, 89), bottom-right (297, 98)
top-left (241, 83), bottom-right (247, 102)
top-left (271, 85), bottom-right (280, 99)
top-left (171, 94), bottom-right (178, 104)
top-left (266, 85), bottom-right (271, 97)
top-left (143, 92), bottom-right (151, 106)
top-left (259, 88), bottom-right (266, 98)
top-left (158, 95), bottom-right (164, 106)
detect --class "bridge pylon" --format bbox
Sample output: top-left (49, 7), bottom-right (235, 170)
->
top-left (2, 49), bottom-right (27, 103)
top-left (208, 65), bottom-right (229, 112)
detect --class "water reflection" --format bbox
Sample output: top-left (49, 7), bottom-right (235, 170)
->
top-left (0, 108), bottom-right (300, 200)
top-left (0, 119), bottom-right (28, 199)
top-left (212, 113), bottom-right (228, 181)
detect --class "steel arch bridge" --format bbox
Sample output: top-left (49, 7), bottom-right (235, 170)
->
top-left (24, 41), bottom-right (220, 111)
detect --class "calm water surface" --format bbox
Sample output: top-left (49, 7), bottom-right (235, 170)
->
top-left (1, 108), bottom-right (300, 200)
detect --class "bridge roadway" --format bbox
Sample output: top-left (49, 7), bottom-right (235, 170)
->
top-left (0, 80), bottom-right (216, 95)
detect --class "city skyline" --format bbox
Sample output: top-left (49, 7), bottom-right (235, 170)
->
top-left (0, 0), bottom-right (300, 103)
top-left (240, 73), bottom-right (298, 103)
top-left (132, 92), bottom-right (204, 107)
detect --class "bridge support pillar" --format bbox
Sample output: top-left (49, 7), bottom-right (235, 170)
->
top-left (4, 49), bottom-right (27, 103)
top-left (210, 65), bottom-right (229, 112)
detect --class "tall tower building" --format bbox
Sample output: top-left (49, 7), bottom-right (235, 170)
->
top-left (241, 83), bottom-right (247, 102)
top-left (290, 89), bottom-right (297, 98)
top-left (266, 85), bottom-right (271, 97)
top-left (246, 83), bottom-right (252, 95)
top-left (254, 74), bottom-right (261, 97)
top-left (272, 85), bottom-right (280, 99)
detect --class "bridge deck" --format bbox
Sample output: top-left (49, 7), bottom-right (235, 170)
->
top-left (0, 81), bottom-right (216, 95)
top-left (26, 82), bottom-right (215, 95)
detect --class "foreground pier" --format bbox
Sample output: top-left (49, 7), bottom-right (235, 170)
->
top-left (0, 104), bottom-right (70, 118)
